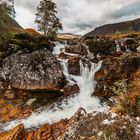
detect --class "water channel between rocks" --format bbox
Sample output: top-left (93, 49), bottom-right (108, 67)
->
top-left (2, 42), bottom-right (108, 131)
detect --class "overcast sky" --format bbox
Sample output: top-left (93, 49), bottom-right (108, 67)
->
top-left (15, 0), bottom-right (140, 35)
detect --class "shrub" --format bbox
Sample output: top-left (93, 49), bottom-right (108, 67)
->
top-left (85, 38), bottom-right (114, 56)
top-left (10, 32), bottom-right (53, 52)
top-left (0, 31), bottom-right (53, 59)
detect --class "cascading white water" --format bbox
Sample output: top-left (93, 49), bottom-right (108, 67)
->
top-left (53, 42), bottom-right (65, 55)
top-left (53, 42), bottom-right (78, 57)
top-left (115, 42), bottom-right (121, 52)
top-left (3, 42), bottom-right (107, 130)
top-left (125, 45), bottom-right (130, 52)
top-left (116, 44), bottom-right (121, 52)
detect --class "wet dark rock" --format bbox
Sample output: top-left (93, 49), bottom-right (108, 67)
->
top-left (63, 84), bottom-right (80, 96)
top-left (68, 57), bottom-right (80, 75)
top-left (129, 44), bottom-right (138, 52)
top-left (59, 52), bottom-right (67, 59)
top-left (0, 48), bottom-right (66, 91)
top-left (125, 38), bottom-right (137, 45)
top-left (124, 38), bottom-right (139, 52)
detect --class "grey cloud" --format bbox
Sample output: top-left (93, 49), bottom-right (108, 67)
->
top-left (103, 1), bottom-right (140, 20)
top-left (15, 0), bottom-right (140, 35)
top-left (15, 0), bottom-right (39, 11)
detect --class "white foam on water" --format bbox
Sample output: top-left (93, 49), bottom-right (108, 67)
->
top-left (125, 46), bottom-right (130, 52)
top-left (116, 44), bottom-right (121, 52)
top-left (53, 42), bottom-right (65, 55)
top-left (2, 42), bottom-right (108, 130)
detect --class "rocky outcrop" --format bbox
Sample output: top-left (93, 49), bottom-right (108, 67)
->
top-left (124, 38), bottom-right (139, 52)
top-left (65, 44), bottom-right (88, 55)
top-left (63, 108), bottom-right (140, 140)
top-left (28, 120), bottom-right (68, 140)
top-left (0, 124), bottom-right (25, 140)
top-left (0, 120), bottom-right (68, 140)
top-left (1, 108), bottom-right (139, 140)
top-left (0, 90), bottom-right (33, 123)
top-left (110, 68), bottom-right (140, 117)
top-left (84, 38), bottom-right (114, 57)
top-left (84, 18), bottom-right (140, 37)
top-left (63, 84), bottom-right (80, 96)
top-left (95, 53), bottom-right (140, 97)
top-left (0, 48), bottom-right (66, 91)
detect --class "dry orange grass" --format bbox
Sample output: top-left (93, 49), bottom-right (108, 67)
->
top-left (112, 32), bottom-right (140, 39)
top-left (10, 27), bottom-right (40, 36)
top-left (25, 28), bottom-right (40, 35)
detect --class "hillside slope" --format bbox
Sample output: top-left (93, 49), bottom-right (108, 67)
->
top-left (9, 16), bottom-right (22, 29)
top-left (84, 18), bottom-right (140, 37)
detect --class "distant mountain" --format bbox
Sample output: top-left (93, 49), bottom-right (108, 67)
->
top-left (84, 18), bottom-right (140, 37)
top-left (9, 16), bottom-right (22, 29)
top-left (6, 15), bottom-right (22, 29)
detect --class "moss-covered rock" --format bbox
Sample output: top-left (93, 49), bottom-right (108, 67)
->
top-left (94, 53), bottom-right (140, 97)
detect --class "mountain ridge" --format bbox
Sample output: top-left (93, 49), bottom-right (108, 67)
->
top-left (84, 18), bottom-right (140, 37)
top-left (8, 16), bottom-right (22, 29)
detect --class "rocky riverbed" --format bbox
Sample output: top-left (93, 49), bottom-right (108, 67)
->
top-left (0, 34), bottom-right (140, 140)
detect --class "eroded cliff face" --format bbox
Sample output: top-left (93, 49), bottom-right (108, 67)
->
top-left (0, 48), bottom-right (66, 91)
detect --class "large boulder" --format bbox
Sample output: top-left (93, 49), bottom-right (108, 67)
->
top-left (63, 84), bottom-right (80, 96)
top-left (65, 44), bottom-right (87, 55)
top-left (124, 38), bottom-right (139, 52)
top-left (94, 53), bottom-right (140, 97)
top-left (84, 38), bottom-right (114, 57)
top-left (63, 108), bottom-right (140, 140)
top-left (0, 48), bottom-right (66, 91)
top-left (0, 124), bottom-right (25, 140)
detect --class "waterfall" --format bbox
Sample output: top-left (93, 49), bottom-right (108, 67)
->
top-left (116, 44), bottom-right (121, 52)
top-left (115, 40), bottom-right (121, 52)
top-left (2, 42), bottom-right (107, 131)
top-left (53, 42), bottom-right (65, 55)
top-left (125, 45), bottom-right (130, 52)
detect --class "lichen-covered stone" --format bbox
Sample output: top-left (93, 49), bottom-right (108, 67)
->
top-left (0, 48), bottom-right (66, 91)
